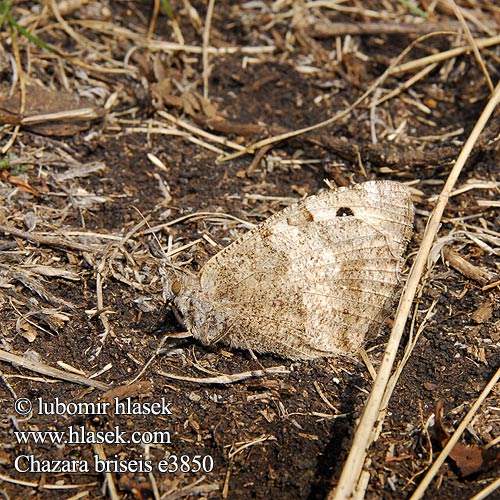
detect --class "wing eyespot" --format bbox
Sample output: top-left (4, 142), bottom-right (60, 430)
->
top-left (336, 207), bottom-right (355, 217)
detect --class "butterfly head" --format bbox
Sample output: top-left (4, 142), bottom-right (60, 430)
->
top-left (162, 268), bottom-right (226, 346)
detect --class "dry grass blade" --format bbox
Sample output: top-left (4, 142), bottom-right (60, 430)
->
top-left (469, 476), bottom-right (500, 500)
top-left (20, 108), bottom-right (102, 125)
top-left (143, 211), bottom-right (255, 235)
top-left (329, 79), bottom-right (500, 500)
top-left (0, 473), bottom-right (98, 490)
top-left (163, 477), bottom-right (219, 500)
top-left (202, 0), bottom-right (216, 99)
top-left (371, 63), bottom-right (437, 107)
top-left (92, 441), bottom-right (119, 500)
top-left (157, 110), bottom-right (246, 151)
top-left (391, 34), bottom-right (500, 74)
top-left (227, 434), bottom-right (276, 459)
top-left (447, 0), bottom-right (494, 92)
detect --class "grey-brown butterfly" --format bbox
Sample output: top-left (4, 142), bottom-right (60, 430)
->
top-left (166, 180), bottom-right (413, 359)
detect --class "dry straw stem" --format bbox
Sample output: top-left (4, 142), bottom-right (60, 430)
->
top-left (469, 475), bottom-right (500, 500)
top-left (94, 217), bottom-right (149, 348)
top-left (157, 110), bottom-right (246, 151)
top-left (143, 211), bottom-right (255, 235)
top-left (74, 20), bottom-right (274, 56)
top-left (371, 63), bottom-right (437, 107)
top-left (48, 0), bottom-right (124, 68)
top-left (391, 34), bottom-right (500, 74)
top-left (92, 441), bottom-right (119, 500)
top-left (228, 434), bottom-right (276, 459)
top-left (329, 79), bottom-right (500, 500)
top-left (370, 296), bottom-right (440, 445)
top-left (202, 0), bottom-right (216, 100)
top-left (447, 0), bottom-right (494, 92)
top-left (0, 350), bottom-right (109, 390)
top-left (163, 477), bottom-right (219, 499)
top-left (410, 365), bottom-right (500, 500)
top-left (0, 472), bottom-right (97, 490)
top-left (21, 108), bottom-right (101, 125)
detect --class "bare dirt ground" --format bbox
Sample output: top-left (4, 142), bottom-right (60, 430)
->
top-left (0, 1), bottom-right (499, 499)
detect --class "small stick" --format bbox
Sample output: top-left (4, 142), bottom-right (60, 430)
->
top-left (0, 350), bottom-right (109, 390)
top-left (371, 63), bottom-right (437, 107)
top-left (158, 365), bottom-right (289, 384)
top-left (311, 21), bottom-right (465, 37)
top-left (21, 108), bottom-right (102, 125)
top-left (442, 246), bottom-right (493, 285)
top-left (157, 110), bottom-right (245, 151)
top-left (0, 224), bottom-right (105, 254)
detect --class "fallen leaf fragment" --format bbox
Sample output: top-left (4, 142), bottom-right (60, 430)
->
top-left (434, 400), bottom-right (500, 477)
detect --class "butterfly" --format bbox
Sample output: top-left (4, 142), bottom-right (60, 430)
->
top-left (166, 180), bottom-right (414, 359)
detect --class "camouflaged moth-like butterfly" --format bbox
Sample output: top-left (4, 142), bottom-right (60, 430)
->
top-left (165, 180), bottom-right (414, 359)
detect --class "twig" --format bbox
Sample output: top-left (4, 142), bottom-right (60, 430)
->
top-left (372, 297), bottom-right (440, 443)
top-left (227, 434), bottom-right (276, 458)
top-left (94, 217), bottom-right (149, 350)
top-left (142, 211), bottom-right (255, 235)
top-left (158, 365), bottom-right (289, 384)
top-left (163, 477), bottom-right (219, 500)
top-left (311, 21), bottom-right (467, 37)
top-left (147, 0), bottom-right (160, 39)
top-left (21, 107), bottom-right (102, 125)
top-left (0, 350), bottom-right (109, 390)
top-left (371, 63), bottom-right (437, 107)
top-left (157, 111), bottom-right (245, 151)
top-left (0, 224), bottom-right (105, 254)
top-left (146, 39), bottom-right (275, 55)
top-left (442, 246), bottom-right (493, 285)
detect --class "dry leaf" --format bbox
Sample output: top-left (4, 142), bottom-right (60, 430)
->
top-left (434, 400), bottom-right (500, 477)
top-left (471, 301), bottom-right (493, 324)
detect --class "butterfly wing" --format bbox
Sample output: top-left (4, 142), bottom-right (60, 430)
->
top-left (178, 180), bottom-right (413, 359)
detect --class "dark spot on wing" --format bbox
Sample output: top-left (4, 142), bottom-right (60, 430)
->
top-left (336, 207), bottom-right (354, 217)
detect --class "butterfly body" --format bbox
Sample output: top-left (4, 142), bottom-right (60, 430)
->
top-left (170, 180), bottom-right (414, 359)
